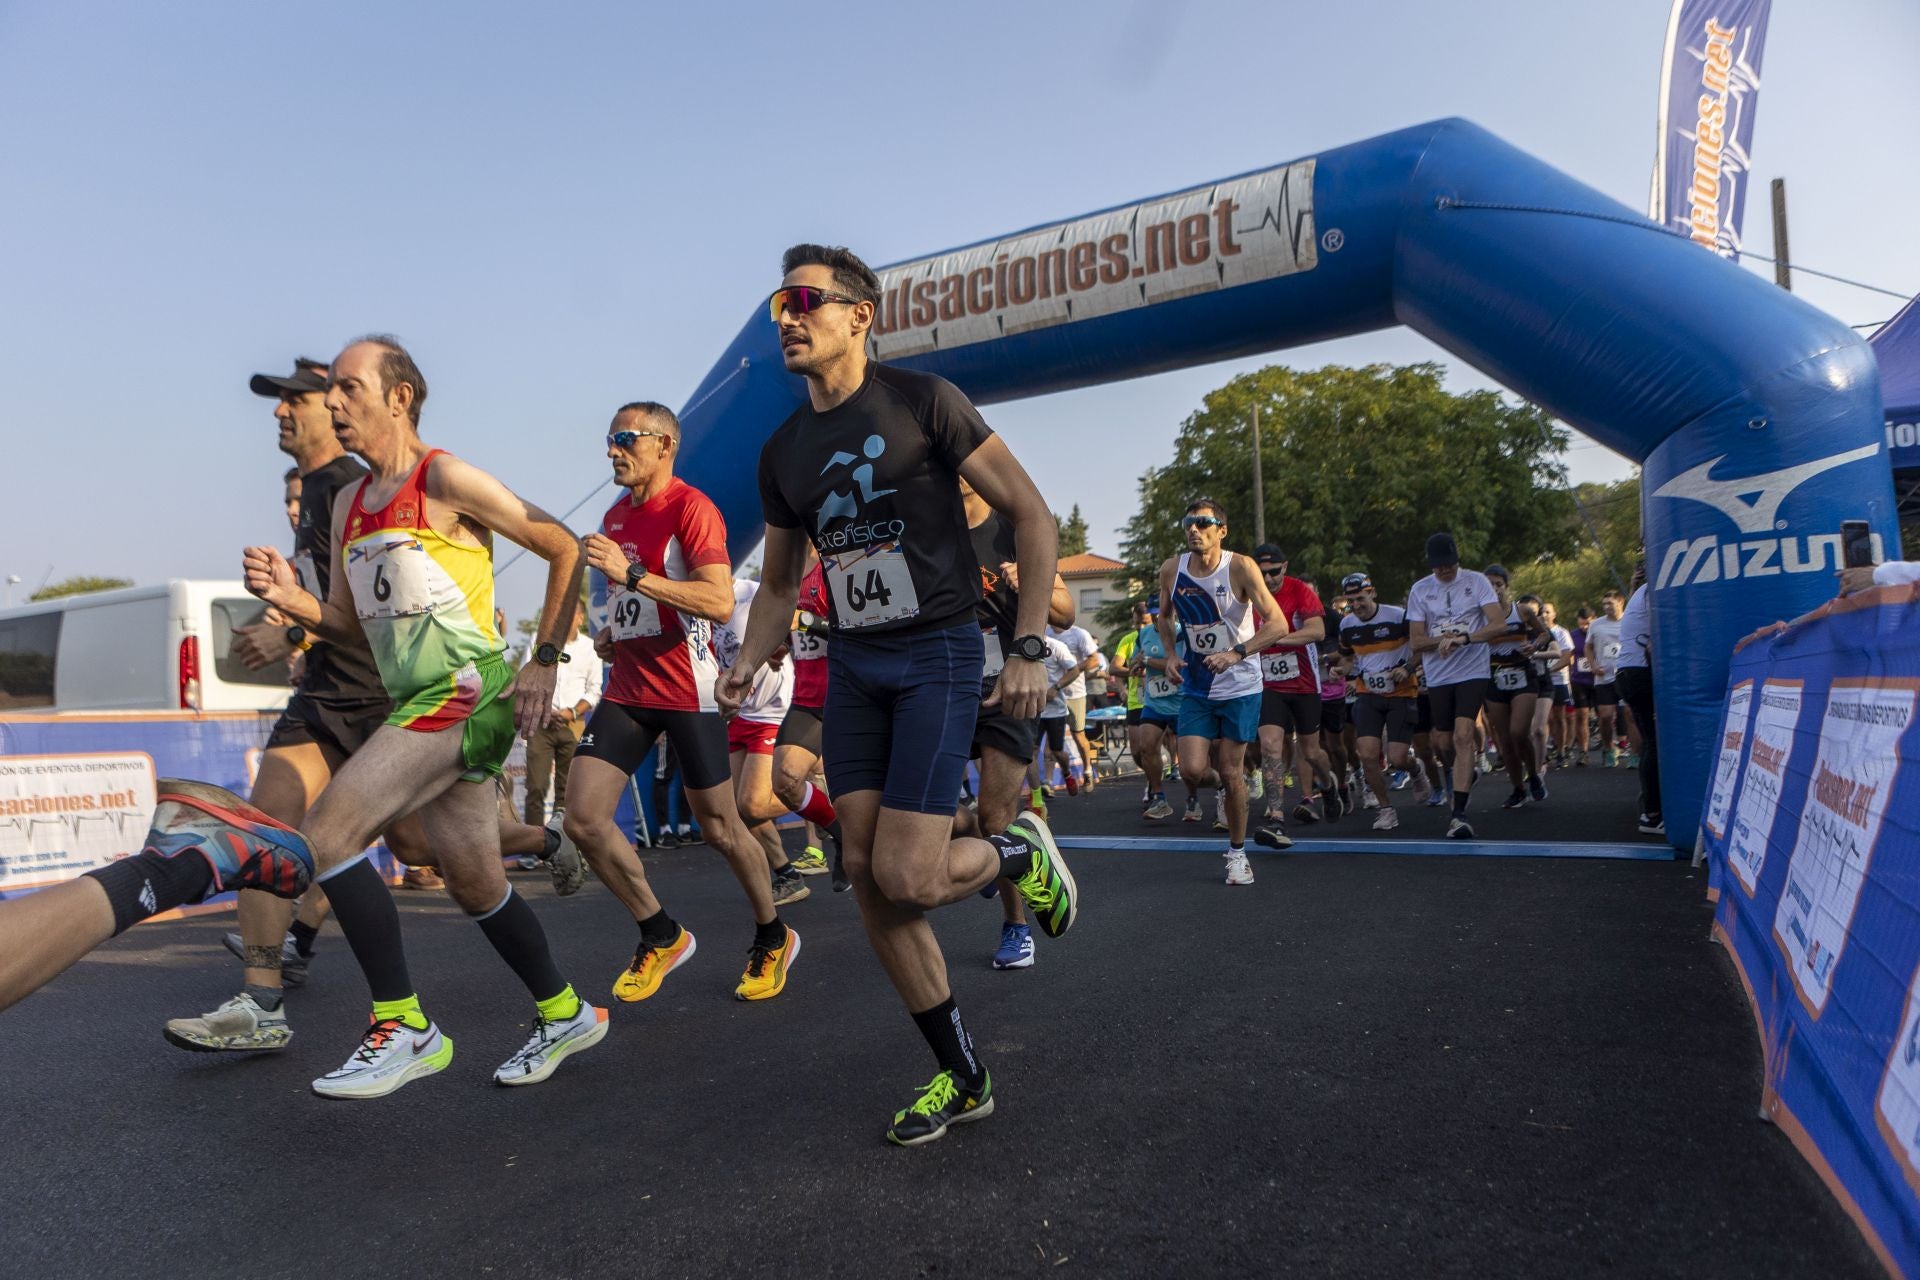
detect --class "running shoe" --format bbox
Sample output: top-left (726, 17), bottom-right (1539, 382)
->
top-left (1143, 795), bottom-right (1174, 821)
top-left (1574, 752), bottom-right (1589, 768)
top-left (400, 867), bottom-right (445, 891)
top-left (790, 846), bottom-right (829, 875)
top-left (1625, 753), bottom-right (1640, 769)
top-left (1062, 774), bottom-right (1078, 797)
top-left (1247, 769), bottom-right (1265, 800)
top-left (1263, 803), bottom-right (1287, 823)
top-left (831, 844), bottom-right (851, 893)
top-left (1213, 793), bottom-right (1228, 831)
top-left (1371, 807), bottom-right (1400, 831)
top-left (1004, 809), bottom-right (1077, 938)
top-left (1425, 786), bottom-right (1447, 808)
top-left (771, 868), bottom-right (811, 906)
top-left (654, 829), bottom-right (680, 849)
top-left (494, 1001), bottom-right (609, 1086)
top-left (613, 928), bottom-right (697, 1002)
top-left (222, 930), bottom-right (310, 988)
top-left (992, 923), bottom-right (1035, 971)
top-left (1183, 797), bottom-right (1201, 823)
top-left (145, 779), bottom-right (314, 899)
top-left (1360, 789), bottom-right (1380, 811)
top-left (1528, 774), bottom-right (1548, 803)
top-left (545, 816), bottom-right (588, 896)
top-left (1602, 748), bottom-right (1618, 768)
top-left (312, 1017), bottom-right (452, 1099)
top-left (164, 991), bottom-right (291, 1053)
top-left (1388, 768), bottom-right (1410, 791)
top-left (1292, 799), bottom-right (1320, 825)
top-left (1502, 788), bottom-right (1528, 810)
top-left (1411, 769), bottom-right (1432, 802)
top-left (887, 1070), bottom-right (994, 1146)
top-left (1253, 826), bottom-right (1292, 850)
top-left (1328, 789), bottom-right (1349, 822)
top-left (1446, 816), bottom-right (1475, 840)
top-left (1223, 850), bottom-right (1255, 885)
top-left (1639, 813), bottom-right (1667, 836)
top-left (736, 926), bottom-right (801, 1001)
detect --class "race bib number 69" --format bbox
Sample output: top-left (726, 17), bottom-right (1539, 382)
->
top-left (1190, 622), bottom-right (1234, 656)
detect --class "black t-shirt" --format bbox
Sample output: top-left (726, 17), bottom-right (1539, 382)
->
top-left (758, 363), bottom-right (993, 637)
top-left (970, 510), bottom-right (1021, 661)
top-left (294, 455), bottom-right (386, 705)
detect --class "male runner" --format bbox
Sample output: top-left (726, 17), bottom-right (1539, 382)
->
top-left (1112, 601), bottom-right (1168, 816)
top-left (1159, 501), bottom-right (1290, 884)
top-left (1481, 568), bottom-right (1553, 810)
top-left (765, 549), bottom-right (844, 888)
top-left (1538, 601), bottom-right (1574, 767)
top-left (1567, 605), bottom-right (1597, 765)
top-left (1336, 572), bottom-right (1427, 829)
top-left (1584, 590), bottom-right (1626, 766)
top-left (1049, 620), bottom-right (1104, 791)
top-left (564, 402), bottom-right (794, 1002)
top-left (1614, 570), bottom-right (1661, 834)
top-left (724, 244), bottom-right (1076, 1146)
top-left (1133, 599), bottom-right (1185, 819)
top-left (242, 336), bottom-right (606, 1097)
top-left (1406, 533), bottom-right (1507, 839)
top-left (1247, 545), bottom-right (1333, 849)
top-left (717, 577), bottom-right (807, 905)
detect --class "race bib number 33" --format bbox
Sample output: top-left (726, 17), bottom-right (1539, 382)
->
top-left (825, 547), bottom-right (920, 629)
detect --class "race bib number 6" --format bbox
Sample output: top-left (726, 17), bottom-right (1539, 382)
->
top-left (1190, 622), bottom-right (1235, 656)
top-left (346, 537), bottom-right (437, 620)
top-left (1261, 650), bottom-right (1300, 683)
top-left (825, 547), bottom-right (921, 629)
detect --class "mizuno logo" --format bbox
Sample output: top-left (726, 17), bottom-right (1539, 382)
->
top-left (1651, 444), bottom-right (1881, 535)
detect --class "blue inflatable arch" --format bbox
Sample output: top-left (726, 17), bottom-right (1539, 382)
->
top-left (673, 117), bottom-right (1899, 850)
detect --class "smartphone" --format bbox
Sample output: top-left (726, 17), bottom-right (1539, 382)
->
top-left (1841, 520), bottom-right (1875, 569)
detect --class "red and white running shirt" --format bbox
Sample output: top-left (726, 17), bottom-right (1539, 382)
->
top-left (600, 479), bottom-right (730, 712)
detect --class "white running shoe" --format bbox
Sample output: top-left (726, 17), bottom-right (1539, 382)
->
top-left (1446, 816), bottom-right (1475, 840)
top-left (1143, 796), bottom-right (1174, 820)
top-left (312, 1018), bottom-right (453, 1099)
top-left (164, 991), bottom-right (291, 1053)
top-left (1372, 807), bottom-right (1400, 831)
top-left (1411, 769), bottom-right (1432, 802)
top-left (1361, 789), bottom-right (1381, 810)
top-left (1246, 769), bottom-right (1264, 800)
top-left (495, 1000), bottom-right (609, 1086)
top-left (545, 814), bottom-right (588, 896)
top-left (1213, 793), bottom-right (1228, 832)
top-left (1223, 851), bottom-right (1255, 886)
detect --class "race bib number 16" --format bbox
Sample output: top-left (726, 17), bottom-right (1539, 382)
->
top-left (825, 547), bottom-right (921, 630)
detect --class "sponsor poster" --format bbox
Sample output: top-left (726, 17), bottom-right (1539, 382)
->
top-left (1727, 679), bottom-right (1802, 897)
top-left (1705, 679), bottom-right (1753, 841)
top-left (1875, 961), bottom-right (1920, 1201)
top-left (1649, 0), bottom-right (1772, 257)
top-left (0, 752), bottom-right (158, 890)
top-left (1773, 680), bottom-right (1918, 1016)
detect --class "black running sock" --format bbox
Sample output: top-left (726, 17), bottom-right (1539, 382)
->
top-left (754, 915), bottom-right (787, 950)
top-left (911, 995), bottom-right (985, 1087)
top-left (244, 983), bottom-right (285, 1012)
top-left (317, 857), bottom-right (413, 1003)
top-left (636, 909), bottom-right (679, 947)
top-left (542, 827), bottom-right (562, 860)
top-left (84, 847), bottom-right (216, 935)
top-left (989, 831), bottom-right (1034, 881)
top-left (288, 920), bottom-right (319, 957)
top-left (1452, 791), bottom-right (1470, 817)
top-left (474, 888), bottom-right (567, 1003)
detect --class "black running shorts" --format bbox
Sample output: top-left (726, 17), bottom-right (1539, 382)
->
top-left (1353, 694), bottom-right (1415, 745)
top-left (1038, 715), bottom-right (1068, 752)
top-left (576, 700), bottom-right (731, 791)
top-left (1319, 697), bottom-right (1349, 735)
top-left (1427, 679), bottom-right (1489, 729)
top-left (972, 698), bottom-right (1039, 765)
top-left (1260, 689), bottom-right (1322, 734)
top-left (265, 693), bottom-right (391, 760)
top-left (774, 702), bottom-right (824, 755)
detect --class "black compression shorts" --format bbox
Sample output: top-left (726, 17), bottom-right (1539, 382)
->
top-left (577, 700), bottom-right (731, 791)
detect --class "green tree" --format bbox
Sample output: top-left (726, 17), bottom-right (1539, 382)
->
top-left (31, 575), bottom-right (133, 601)
top-left (1113, 363), bottom-right (1580, 608)
top-left (1055, 505), bottom-right (1090, 558)
top-left (1515, 474), bottom-right (1640, 616)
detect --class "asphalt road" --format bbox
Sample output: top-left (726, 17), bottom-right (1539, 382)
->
top-left (0, 761), bottom-right (1882, 1279)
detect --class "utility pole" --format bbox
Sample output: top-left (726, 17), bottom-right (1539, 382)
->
top-left (1770, 178), bottom-right (1791, 291)
top-left (1250, 403), bottom-right (1266, 547)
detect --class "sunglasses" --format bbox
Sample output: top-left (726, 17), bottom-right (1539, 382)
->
top-left (1181, 515), bottom-right (1224, 530)
top-left (768, 285), bottom-right (862, 323)
top-left (1258, 565), bottom-right (1286, 576)
top-left (607, 429), bottom-right (668, 449)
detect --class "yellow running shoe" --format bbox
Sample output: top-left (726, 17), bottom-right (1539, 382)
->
top-left (790, 846), bottom-right (829, 875)
top-left (735, 926), bottom-right (801, 1001)
top-left (612, 928), bottom-right (697, 1002)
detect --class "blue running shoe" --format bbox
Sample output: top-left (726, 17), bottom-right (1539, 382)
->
top-left (992, 923), bottom-right (1034, 970)
top-left (149, 779), bottom-right (315, 899)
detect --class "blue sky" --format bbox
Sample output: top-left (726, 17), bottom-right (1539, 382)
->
top-left (1, 0), bottom-right (1913, 622)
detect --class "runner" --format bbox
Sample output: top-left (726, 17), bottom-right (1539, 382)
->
top-left (717, 578), bottom-right (807, 906)
top-left (1584, 591), bottom-right (1626, 767)
top-left (1049, 620), bottom-right (1104, 792)
top-left (1115, 600), bottom-right (1176, 818)
top-left (766, 549), bottom-right (846, 890)
top-left (1406, 533), bottom-right (1507, 839)
top-left (1159, 502), bottom-right (1291, 883)
top-left (1337, 573), bottom-right (1428, 828)
top-left (563, 401), bottom-right (795, 1004)
top-left (1032, 634), bottom-right (1082, 802)
top-left (725, 244), bottom-right (1076, 1146)
top-left (1246, 546), bottom-right (1330, 851)
top-left (1317, 644), bottom-right (1355, 817)
top-left (1614, 568), bottom-right (1661, 835)
top-left (1537, 601), bottom-right (1575, 768)
top-left (1480, 567), bottom-right (1554, 811)
top-left (168, 357), bottom-right (583, 1056)
top-left (239, 335), bottom-right (606, 1096)
top-left (1566, 605), bottom-right (1597, 766)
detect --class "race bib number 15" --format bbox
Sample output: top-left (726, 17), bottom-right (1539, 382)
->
top-left (825, 547), bottom-right (921, 629)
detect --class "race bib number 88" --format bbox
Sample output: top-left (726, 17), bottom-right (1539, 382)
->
top-left (825, 547), bottom-right (920, 629)
top-left (1364, 671), bottom-right (1396, 695)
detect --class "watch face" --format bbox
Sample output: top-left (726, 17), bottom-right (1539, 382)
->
top-left (1013, 635), bottom-right (1047, 662)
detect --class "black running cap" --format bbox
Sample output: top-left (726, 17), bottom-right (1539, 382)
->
top-left (1251, 543), bottom-right (1287, 565)
top-left (1484, 564), bottom-right (1511, 583)
top-left (1340, 572), bottom-right (1372, 594)
top-left (250, 358), bottom-right (330, 398)
top-left (1425, 533), bottom-right (1459, 567)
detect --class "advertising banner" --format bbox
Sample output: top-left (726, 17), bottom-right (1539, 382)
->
top-left (1705, 582), bottom-right (1920, 1275)
top-left (1649, 0), bottom-right (1772, 258)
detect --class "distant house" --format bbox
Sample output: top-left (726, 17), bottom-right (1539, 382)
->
top-left (1059, 553), bottom-right (1132, 632)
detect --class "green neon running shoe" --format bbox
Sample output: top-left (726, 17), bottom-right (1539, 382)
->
top-left (1003, 809), bottom-right (1077, 939)
top-left (887, 1069), bottom-right (994, 1146)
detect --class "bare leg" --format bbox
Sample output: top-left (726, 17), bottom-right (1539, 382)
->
top-left (1215, 740), bottom-right (1250, 844)
top-left (564, 755), bottom-right (665, 921)
top-left (732, 750), bottom-right (788, 872)
top-left (235, 741), bottom-right (339, 989)
top-left (0, 879), bottom-right (116, 1012)
top-left (1358, 736), bottom-right (1390, 807)
top-left (1257, 723), bottom-right (1288, 818)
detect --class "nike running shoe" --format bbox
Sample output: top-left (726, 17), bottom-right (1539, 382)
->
top-left (613, 928), bottom-right (697, 1002)
top-left (164, 991), bottom-right (290, 1053)
top-left (545, 816), bottom-right (588, 896)
top-left (1447, 816), bottom-right (1475, 840)
top-left (887, 1070), bottom-right (994, 1146)
top-left (1503, 789), bottom-right (1528, 810)
top-left (1223, 850), bottom-right (1255, 885)
top-left (1004, 809), bottom-right (1076, 939)
top-left (312, 1018), bottom-right (452, 1100)
top-left (1425, 786), bottom-right (1447, 808)
top-left (1253, 826), bottom-right (1292, 851)
top-left (1143, 795), bottom-right (1174, 821)
top-left (1528, 774), bottom-right (1548, 803)
top-left (146, 779), bottom-right (314, 900)
top-left (222, 930), bottom-right (310, 987)
top-left (1372, 807), bottom-right (1400, 831)
top-left (736, 926), bottom-right (801, 1001)
top-left (790, 846), bottom-right (829, 875)
top-left (1388, 768), bottom-right (1410, 791)
top-left (494, 1001), bottom-right (609, 1086)
top-left (771, 869), bottom-right (811, 906)
top-left (1183, 797), bottom-right (1201, 823)
top-left (1292, 799), bottom-right (1320, 825)
top-left (1213, 794), bottom-right (1228, 832)
top-left (992, 923), bottom-right (1035, 971)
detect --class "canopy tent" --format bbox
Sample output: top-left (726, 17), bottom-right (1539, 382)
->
top-left (1871, 291), bottom-right (1920, 470)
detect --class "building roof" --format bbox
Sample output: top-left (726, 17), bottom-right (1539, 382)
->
top-left (1059, 553), bottom-right (1126, 578)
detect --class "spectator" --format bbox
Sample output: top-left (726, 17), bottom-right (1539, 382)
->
top-left (1048, 620), bottom-right (1105, 792)
top-left (1566, 605), bottom-right (1596, 766)
top-left (1613, 566), bottom-right (1660, 836)
top-left (1839, 560), bottom-right (1920, 595)
top-left (522, 601), bottom-right (602, 827)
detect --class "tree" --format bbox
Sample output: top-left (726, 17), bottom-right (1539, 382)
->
top-left (31, 575), bottom-right (133, 601)
top-left (1055, 505), bottom-right (1090, 558)
top-left (1516, 474), bottom-right (1640, 616)
top-left (1112, 363), bottom-right (1580, 611)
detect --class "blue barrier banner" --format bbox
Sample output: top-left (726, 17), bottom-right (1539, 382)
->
top-left (1704, 583), bottom-right (1920, 1275)
top-left (1649, 0), bottom-right (1773, 258)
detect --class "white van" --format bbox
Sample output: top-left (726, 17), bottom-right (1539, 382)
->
top-left (0, 580), bottom-right (293, 713)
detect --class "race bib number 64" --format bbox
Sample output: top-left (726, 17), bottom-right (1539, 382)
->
top-left (824, 547), bottom-right (921, 629)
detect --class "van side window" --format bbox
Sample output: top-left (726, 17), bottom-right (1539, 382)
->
top-left (0, 613), bottom-right (61, 708)
top-left (211, 598), bottom-right (289, 688)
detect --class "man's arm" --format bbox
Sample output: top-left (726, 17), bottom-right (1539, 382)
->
top-left (1466, 601), bottom-right (1508, 645)
top-left (581, 534), bottom-right (734, 625)
top-left (959, 436), bottom-right (1057, 720)
top-left (242, 486), bottom-right (362, 646)
top-left (1156, 560), bottom-right (1182, 682)
top-left (1229, 558), bottom-right (1291, 658)
top-left (1271, 614), bottom-right (1326, 648)
top-left (720, 523), bottom-right (810, 714)
top-left (1408, 617), bottom-right (1438, 654)
top-left (1047, 575), bottom-right (1074, 629)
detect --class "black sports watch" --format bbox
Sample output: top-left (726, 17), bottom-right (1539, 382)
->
top-left (1009, 633), bottom-right (1048, 663)
top-left (285, 625), bottom-right (312, 653)
top-left (534, 642), bottom-right (570, 667)
top-left (624, 562), bottom-right (647, 592)
top-left (1230, 642), bottom-right (1248, 658)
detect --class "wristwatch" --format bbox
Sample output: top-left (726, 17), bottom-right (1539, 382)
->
top-left (285, 625), bottom-right (312, 653)
top-left (624, 562), bottom-right (647, 592)
top-left (1009, 633), bottom-right (1048, 663)
top-left (1230, 642), bottom-right (1248, 658)
top-left (534, 642), bottom-right (571, 667)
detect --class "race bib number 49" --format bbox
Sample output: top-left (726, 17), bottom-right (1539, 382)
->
top-left (610, 588), bottom-right (661, 641)
top-left (825, 547), bottom-right (920, 630)
top-left (1261, 651), bottom-right (1301, 683)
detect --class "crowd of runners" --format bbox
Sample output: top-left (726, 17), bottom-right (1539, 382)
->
top-left (0, 242), bottom-right (1660, 1146)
